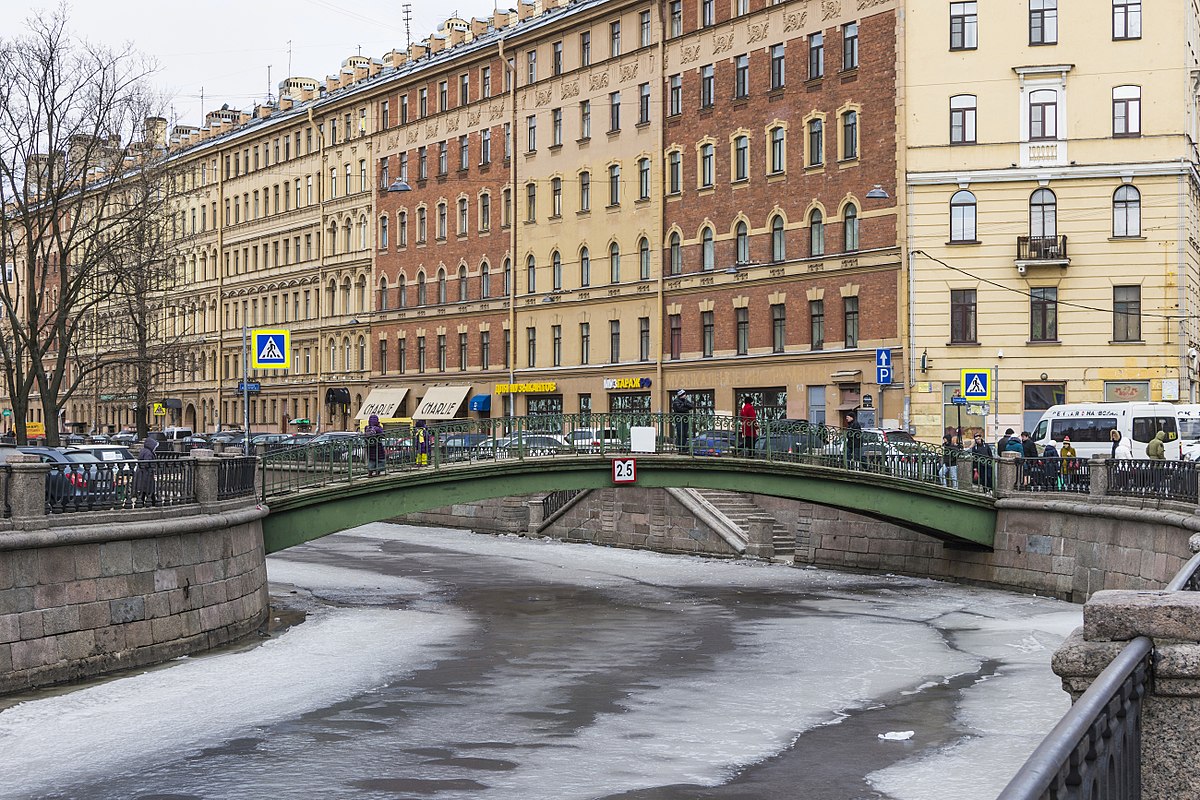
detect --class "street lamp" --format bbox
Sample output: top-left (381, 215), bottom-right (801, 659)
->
top-left (386, 179), bottom-right (413, 193)
top-left (866, 184), bottom-right (889, 200)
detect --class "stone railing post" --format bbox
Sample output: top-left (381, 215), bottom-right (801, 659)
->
top-left (191, 449), bottom-right (219, 507)
top-left (211, 441), bottom-right (225, 455)
top-left (1089, 454), bottom-right (1110, 497)
top-left (745, 517), bottom-right (775, 560)
top-left (996, 452), bottom-right (1019, 497)
top-left (527, 497), bottom-right (545, 532)
top-left (1054, 589), bottom-right (1200, 798)
top-left (956, 453), bottom-right (974, 489)
top-left (6, 454), bottom-right (50, 527)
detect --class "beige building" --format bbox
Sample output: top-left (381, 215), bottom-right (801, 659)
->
top-left (903, 0), bottom-right (1200, 440)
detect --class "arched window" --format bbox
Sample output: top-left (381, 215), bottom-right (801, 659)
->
top-left (552, 250), bottom-right (563, 290)
top-left (417, 272), bottom-right (427, 306)
top-left (770, 215), bottom-right (786, 261)
top-left (342, 278), bottom-right (352, 314)
top-left (843, 203), bottom-right (859, 251)
top-left (639, 237), bottom-right (650, 280)
top-left (328, 224), bottom-right (338, 256)
top-left (343, 337), bottom-right (352, 371)
top-left (527, 255), bottom-right (537, 293)
top-left (357, 336), bottom-right (366, 370)
top-left (580, 247), bottom-right (591, 286)
top-left (358, 215), bottom-right (367, 249)
top-left (669, 232), bottom-right (682, 275)
top-left (701, 227), bottom-right (714, 271)
top-left (458, 266), bottom-right (468, 301)
top-left (735, 221), bottom-right (749, 264)
top-left (609, 242), bottom-right (620, 283)
top-left (503, 258), bottom-right (511, 296)
top-left (357, 275), bottom-right (367, 311)
top-left (481, 261), bottom-right (491, 299)
top-left (379, 215), bottom-right (389, 249)
top-left (810, 210), bottom-right (824, 256)
top-left (1030, 188), bottom-right (1057, 238)
top-left (329, 338), bottom-right (337, 370)
top-left (379, 277), bottom-right (389, 310)
top-left (437, 269), bottom-right (447, 304)
top-left (1113, 185), bottom-right (1141, 237)
top-left (343, 220), bottom-right (352, 252)
top-left (399, 275), bottom-right (408, 307)
top-left (950, 190), bottom-right (977, 242)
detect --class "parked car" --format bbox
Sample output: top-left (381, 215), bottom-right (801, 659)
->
top-left (87, 433), bottom-right (111, 444)
top-left (111, 430), bottom-right (138, 445)
top-left (567, 428), bottom-right (626, 454)
top-left (59, 433), bottom-right (88, 446)
top-left (440, 432), bottom-right (491, 461)
top-left (247, 433), bottom-right (293, 452)
top-left (688, 429), bottom-right (737, 457)
top-left (71, 444), bottom-right (138, 463)
top-left (207, 431), bottom-right (245, 445)
top-left (472, 434), bottom-right (568, 459)
top-left (18, 447), bottom-right (112, 509)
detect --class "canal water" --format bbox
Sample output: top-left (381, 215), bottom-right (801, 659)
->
top-left (0, 523), bottom-right (1079, 800)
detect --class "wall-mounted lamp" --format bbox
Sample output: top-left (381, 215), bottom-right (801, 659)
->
top-left (724, 266), bottom-right (739, 275)
top-left (386, 179), bottom-right (412, 193)
top-left (920, 348), bottom-right (928, 373)
top-left (865, 184), bottom-right (889, 200)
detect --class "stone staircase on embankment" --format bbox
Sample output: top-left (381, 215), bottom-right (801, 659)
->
top-left (691, 489), bottom-right (800, 563)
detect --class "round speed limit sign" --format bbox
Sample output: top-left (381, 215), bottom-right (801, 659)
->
top-left (611, 457), bottom-right (637, 484)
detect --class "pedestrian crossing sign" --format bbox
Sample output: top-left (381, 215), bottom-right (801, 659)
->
top-left (960, 369), bottom-right (991, 401)
top-left (251, 329), bottom-right (290, 369)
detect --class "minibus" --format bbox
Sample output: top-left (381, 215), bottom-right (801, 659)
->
top-left (1031, 402), bottom-right (1185, 460)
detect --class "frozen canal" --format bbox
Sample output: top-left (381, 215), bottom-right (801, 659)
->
top-left (0, 523), bottom-right (1079, 800)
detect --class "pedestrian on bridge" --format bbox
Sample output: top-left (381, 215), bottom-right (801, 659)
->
top-left (671, 389), bottom-right (694, 451)
top-left (365, 414), bottom-right (386, 476)
top-left (971, 433), bottom-right (994, 489)
top-left (414, 420), bottom-right (430, 466)
top-left (738, 399), bottom-right (758, 455)
top-left (843, 413), bottom-right (862, 470)
top-left (134, 437), bottom-right (158, 507)
top-left (939, 435), bottom-right (960, 488)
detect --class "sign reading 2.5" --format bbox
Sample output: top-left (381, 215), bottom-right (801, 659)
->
top-left (611, 458), bottom-right (637, 484)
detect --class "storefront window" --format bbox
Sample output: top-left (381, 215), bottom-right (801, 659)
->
top-left (807, 386), bottom-right (826, 425)
top-left (689, 390), bottom-right (716, 425)
top-left (527, 395), bottom-right (564, 430)
top-left (736, 387), bottom-right (787, 422)
top-left (1023, 382), bottom-right (1066, 434)
top-left (608, 392), bottom-right (652, 424)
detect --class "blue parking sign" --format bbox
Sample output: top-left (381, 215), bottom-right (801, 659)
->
top-left (876, 366), bottom-right (892, 385)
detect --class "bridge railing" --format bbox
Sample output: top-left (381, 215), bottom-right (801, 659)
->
top-left (44, 458), bottom-right (196, 513)
top-left (998, 551), bottom-right (1200, 800)
top-left (1014, 457), bottom-right (1091, 494)
top-left (259, 414), bottom-right (998, 500)
top-left (1108, 459), bottom-right (1198, 504)
top-left (217, 456), bottom-right (257, 499)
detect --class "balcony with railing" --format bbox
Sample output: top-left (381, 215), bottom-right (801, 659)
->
top-left (1015, 235), bottom-right (1069, 273)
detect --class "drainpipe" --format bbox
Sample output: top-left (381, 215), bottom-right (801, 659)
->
top-left (309, 105), bottom-right (326, 431)
top-left (500, 36), bottom-right (517, 419)
top-left (654, 0), bottom-right (667, 412)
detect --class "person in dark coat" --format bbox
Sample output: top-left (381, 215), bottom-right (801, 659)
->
top-left (843, 413), bottom-right (863, 469)
top-left (364, 414), bottom-right (386, 476)
top-left (133, 437), bottom-right (158, 507)
top-left (971, 433), bottom-right (994, 489)
top-left (997, 428), bottom-right (1015, 456)
top-left (670, 389), bottom-right (694, 450)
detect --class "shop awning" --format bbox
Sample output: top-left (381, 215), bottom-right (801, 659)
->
top-left (414, 385), bottom-right (471, 420)
top-left (830, 370), bottom-right (863, 382)
top-left (325, 387), bottom-right (351, 406)
top-left (468, 395), bottom-right (491, 412)
top-left (289, 418), bottom-right (312, 426)
top-left (161, 398), bottom-right (183, 409)
top-left (355, 387), bottom-right (409, 420)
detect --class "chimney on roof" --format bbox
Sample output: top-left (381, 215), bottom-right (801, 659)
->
top-left (517, 1), bottom-right (538, 21)
top-left (326, 75), bottom-right (340, 92)
top-left (410, 42), bottom-right (428, 58)
top-left (471, 18), bottom-right (489, 36)
top-left (384, 50), bottom-right (408, 68)
top-left (428, 35), bottom-right (446, 54)
top-left (279, 97), bottom-right (294, 111)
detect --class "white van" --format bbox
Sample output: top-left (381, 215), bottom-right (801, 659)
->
top-left (1031, 403), bottom-right (1182, 460)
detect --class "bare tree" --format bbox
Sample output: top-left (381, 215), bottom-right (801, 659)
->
top-left (0, 8), bottom-right (169, 445)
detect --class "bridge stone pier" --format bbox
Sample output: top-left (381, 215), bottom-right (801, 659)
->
top-left (0, 453), bottom-right (268, 694)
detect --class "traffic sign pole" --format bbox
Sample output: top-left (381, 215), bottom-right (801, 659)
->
top-left (242, 323), bottom-right (251, 441)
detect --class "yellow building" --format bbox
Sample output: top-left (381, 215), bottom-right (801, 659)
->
top-left (903, 0), bottom-right (1200, 440)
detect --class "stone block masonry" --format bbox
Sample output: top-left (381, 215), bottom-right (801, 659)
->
top-left (0, 505), bottom-right (269, 694)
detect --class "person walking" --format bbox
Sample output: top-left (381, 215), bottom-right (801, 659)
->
top-left (414, 420), bottom-right (430, 466)
top-left (997, 428), bottom-right (1015, 456)
top-left (1041, 440), bottom-right (1060, 490)
top-left (1059, 436), bottom-right (1079, 491)
top-left (738, 399), bottom-right (758, 455)
top-left (939, 434), bottom-right (960, 488)
top-left (843, 412), bottom-right (863, 470)
top-left (671, 389), bottom-right (694, 451)
top-left (133, 436), bottom-right (158, 507)
top-left (364, 414), bottom-right (386, 476)
top-left (1110, 428), bottom-right (1123, 459)
top-left (1147, 431), bottom-right (1167, 460)
top-left (971, 433), bottom-right (994, 490)
top-left (1019, 431), bottom-right (1039, 488)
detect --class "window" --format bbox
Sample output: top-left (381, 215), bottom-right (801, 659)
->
top-left (458, 197), bottom-right (468, 235)
top-left (841, 110), bottom-right (858, 159)
top-left (950, 189), bottom-right (977, 242)
top-left (527, 327), bottom-right (537, 367)
top-left (482, 66), bottom-right (492, 98)
top-left (580, 322), bottom-right (591, 364)
top-left (639, 237), bottom-right (650, 279)
top-left (552, 107), bottom-right (563, 146)
top-left (702, 0), bottom-right (714, 26)
top-left (481, 261), bottom-right (491, 297)
top-left (843, 22), bottom-right (859, 69)
top-left (700, 143), bottom-right (714, 187)
top-left (552, 251), bottom-right (563, 289)
top-left (1029, 89), bottom-right (1058, 140)
top-left (419, 87), bottom-right (428, 117)
top-left (526, 182), bottom-right (537, 222)
top-left (418, 146), bottom-right (428, 180)
top-left (668, 150), bottom-right (682, 193)
top-left (504, 258), bottom-right (511, 295)
top-left (417, 272), bottom-right (428, 305)
top-left (438, 269), bottom-right (448, 304)
top-left (609, 320), bottom-right (621, 363)
top-left (437, 334), bottom-right (447, 371)
top-left (480, 193), bottom-right (491, 232)
top-left (809, 209), bottom-right (824, 255)
top-left (457, 135), bottom-right (469, 171)
top-left (459, 332), bottom-right (468, 370)
top-left (460, 73), bottom-right (470, 105)
top-left (809, 300), bottom-right (824, 350)
top-left (552, 325), bottom-right (562, 366)
top-left (734, 54), bottom-right (749, 98)
top-left (669, 74), bottom-right (682, 115)
top-left (580, 31), bottom-right (592, 65)
top-left (1113, 86), bottom-right (1141, 136)
top-left (379, 215), bottom-right (389, 249)
top-left (1113, 185), bottom-right (1141, 237)
top-left (844, 297), bottom-right (859, 347)
top-left (950, 95), bottom-right (977, 144)
top-left (735, 221), bottom-right (749, 263)
top-left (580, 100), bottom-right (592, 138)
top-left (700, 64), bottom-right (715, 108)
top-left (439, 80), bottom-right (448, 111)
top-left (768, 44), bottom-right (787, 89)
top-left (770, 126), bottom-right (786, 173)
top-left (552, 41), bottom-right (563, 76)
top-left (771, 215), bottom-right (786, 261)
top-left (504, 123), bottom-right (512, 159)
top-left (526, 255), bottom-right (537, 293)
top-left (737, 0), bottom-right (749, 13)
top-left (608, 163), bottom-right (621, 206)
top-left (1113, 0), bottom-right (1140, 39)
top-left (417, 207), bottom-right (427, 243)
top-left (481, 331), bottom-right (491, 369)
top-left (639, 82), bottom-right (651, 124)
top-left (379, 339), bottom-right (389, 373)
top-left (807, 118), bottom-right (823, 165)
top-left (1114, 286), bottom-right (1141, 341)
top-left (950, 2), bottom-right (978, 49)
top-left (609, 91), bottom-right (621, 132)
top-left (669, 232), bottom-right (682, 274)
top-left (1031, 287), bottom-right (1058, 342)
top-left (437, 202), bottom-right (447, 240)
top-left (551, 177), bottom-right (562, 217)
top-left (670, 0), bottom-right (683, 37)
top-left (950, 289), bottom-right (976, 343)
top-left (580, 171), bottom-right (591, 210)
top-left (808, 32), bottom-right (824, 79)
top-left (638, 158), bottom-right (650, 200)
top-left (1029, 188), bottom-right (1057, 238)
top-left (609, 242), bottom-right (621, 282)
top-left (701, 227), bottom-right (715, 270)
top-left (610, 20), bottom-right (621, 56)
top-left (527, 49), bottom-right (537, 84)
top-left (670, 314), bottom-right (682, 359)
top-left (736, 308), bottom-right (749, 355)
top-left (734, 135), bottom-right (749, 181)
top-left (400, 95), bottom-right (409, 123)
top-left (1030, 0), bottom-right (1057, 44)
top-left (481, 128), bottom-right (492, 164)
top-left (398, 211), bottom-right (408, 247)
top-left (527, 115), bottom-right (537, 152)
top-left (641, 10), bottom-right (652, 46)
top-left (771, 304), bottom-right (786, 352)
top-left (580, 246), bottom-right (591, 286)
top-left (843, 204), bottom-right (859, 251)
top-left (702, 311), bottom-right (714, 357)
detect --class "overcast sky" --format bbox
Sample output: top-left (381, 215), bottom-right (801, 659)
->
top-left (3, 0), bottom-right (502, 130)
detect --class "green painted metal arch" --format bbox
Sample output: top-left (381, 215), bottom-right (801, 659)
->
top-left (261, 455), bottom-right (997, 554)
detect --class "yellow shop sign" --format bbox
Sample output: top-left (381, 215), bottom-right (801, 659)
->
top-left (495, 382), bottom-right (558, 394)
